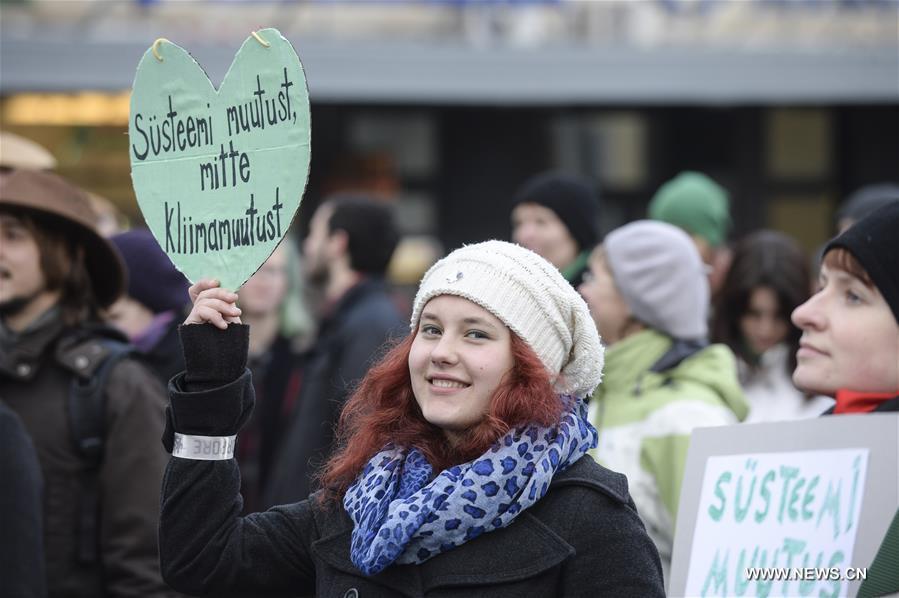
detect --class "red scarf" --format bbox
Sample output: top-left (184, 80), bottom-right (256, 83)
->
top-left (833, 390), bottom-right (899, 414)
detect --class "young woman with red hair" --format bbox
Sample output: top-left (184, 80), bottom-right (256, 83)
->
top-left (158, 240), bottom-right (664, 597)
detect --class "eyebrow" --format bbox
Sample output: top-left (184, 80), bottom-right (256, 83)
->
top-left (420, 313), bottom-right (499, 330)
top-left (462, 317), bottom-right (498, 330)
top-left (824, 269), bottom-right (860, 286)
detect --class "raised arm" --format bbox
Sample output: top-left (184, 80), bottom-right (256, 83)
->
top-left (158, 280), bottom-right (318, 596)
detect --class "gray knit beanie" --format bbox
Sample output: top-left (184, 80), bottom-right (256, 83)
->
top-left (411, 240), bottom-right (603, 399)
top-left (604, 220), bottom-right (709, 340)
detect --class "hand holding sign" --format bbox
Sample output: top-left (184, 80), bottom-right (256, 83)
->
top-left (129, 28), bottom-right (310, 290)
top-left (184, 280), bottom-right (241, 330)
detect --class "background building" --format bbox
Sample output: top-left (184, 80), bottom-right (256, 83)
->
top-left (2, 0), bottom-right (897, 254)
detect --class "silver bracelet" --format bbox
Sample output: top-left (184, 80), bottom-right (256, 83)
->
top-left (172, 433), bottom-right (236, 461)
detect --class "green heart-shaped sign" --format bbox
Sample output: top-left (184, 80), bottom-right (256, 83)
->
top-left (129, 28), bottom-right (310, 290)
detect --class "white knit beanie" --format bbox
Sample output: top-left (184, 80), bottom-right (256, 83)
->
top-left (603, 220), bottom-right (709, 340)
top-left (411, 240), bottom-right (603, 399)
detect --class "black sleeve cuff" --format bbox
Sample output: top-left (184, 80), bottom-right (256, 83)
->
top-left (161, 370), bottom-right (255, 452)
top-left (178, 323), bottom-right (249, 392)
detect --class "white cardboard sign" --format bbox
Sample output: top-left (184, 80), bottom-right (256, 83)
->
top-left (684, 449), bottom-right (868, 597)
top-left (669, 414), bottom-right (899, 598)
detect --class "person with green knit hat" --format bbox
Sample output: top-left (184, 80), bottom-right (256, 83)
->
top-left (649, 171), bottom-right (731, 247)
top-left (649, 171), bottom-right (733, 297)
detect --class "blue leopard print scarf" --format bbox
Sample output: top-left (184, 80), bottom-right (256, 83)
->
top-left (344, 397), bottom-right (598, 576)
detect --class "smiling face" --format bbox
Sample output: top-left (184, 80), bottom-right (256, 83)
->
top-left (408, 295), bottom-right (515, 444)
top-left (791, 263), bottom-right (899, 396)
top-left (740, 286), bottom-right (790, 356)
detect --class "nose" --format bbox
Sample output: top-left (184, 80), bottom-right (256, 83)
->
top-left (792, 293), bottom-right (824, 332)
top-left (429, 333), bottom-right (459, 366)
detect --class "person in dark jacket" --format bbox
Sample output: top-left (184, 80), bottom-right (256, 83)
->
top-left (511, 172), bottom-right (600, 288)
top-left (792, 202), bottom-right (899, 597)
top-left (0, 401), bottom-right (46, 598)
top-left (792, 201), bottom-right (899, 413)
top-left (262, 196), bottom-right (405, 507)
top-left (0, 170), bottom-right (176, 597)
top-left (159, 240), bottom-right (664, 597)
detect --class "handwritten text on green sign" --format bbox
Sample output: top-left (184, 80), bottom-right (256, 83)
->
top-left (129, 28), bottom-right (310, 290)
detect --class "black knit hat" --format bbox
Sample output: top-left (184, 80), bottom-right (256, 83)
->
top-left (824, 202), bottom-right (899, 324)
top-left (513, 172), bottom-right (600, 252)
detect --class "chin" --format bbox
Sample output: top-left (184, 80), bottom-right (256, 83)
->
top-left (418, 407), bottom-right (451, 429)
top-left (792, 368), bottom-right (835, 398)
top-left (421, 410), bottom-right (472, 435)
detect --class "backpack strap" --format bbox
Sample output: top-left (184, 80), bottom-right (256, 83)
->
top-left (67, 337), bottom-right (133, 565)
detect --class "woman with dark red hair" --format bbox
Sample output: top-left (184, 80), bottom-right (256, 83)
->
top-left (158, 240), bottom-right (663, 597)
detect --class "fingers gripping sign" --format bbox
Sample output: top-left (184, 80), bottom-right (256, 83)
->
top-left (184, 279), bottom-right (242, 330)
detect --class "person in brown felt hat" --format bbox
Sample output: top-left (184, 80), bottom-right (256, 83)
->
top-left (0, 170), bottom-right (178, 597)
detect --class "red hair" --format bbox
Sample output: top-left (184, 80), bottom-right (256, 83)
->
top-left (318, 332), bottom-right (562, 503)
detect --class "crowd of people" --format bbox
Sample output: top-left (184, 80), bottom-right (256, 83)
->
top-left (1, 129), bottom-right (897, 597)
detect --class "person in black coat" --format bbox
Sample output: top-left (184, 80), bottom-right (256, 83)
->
top-left (159, 241), bottom-right (664, 597)
top-left (792, 202), bottom-right (899, 597)
top-left (0, 401), bottom-right (46, 598)
top-left (1, 171), bottom-right (175, 597)
top-left (263, 196), bottom-right (405, 507)
top-left (792, 202), bottom-right (899, 414)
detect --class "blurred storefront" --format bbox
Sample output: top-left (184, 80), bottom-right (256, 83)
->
top-left (1, 0), bottom-right (897, 254)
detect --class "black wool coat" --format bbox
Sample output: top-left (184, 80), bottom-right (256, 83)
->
top-left (0, 401), bottom-right (46, 598)
top-left (160, 324), bottom-right (665, 598)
